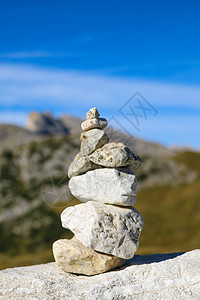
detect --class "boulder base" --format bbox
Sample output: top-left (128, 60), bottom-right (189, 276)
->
top-left (52, 237), bottom-right (124, 275)
top-left (0, 250), bottom-right (199, 299)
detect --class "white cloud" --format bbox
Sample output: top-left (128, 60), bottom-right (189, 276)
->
top-left (0, 63), bottom-right (200, 148)
top-left (0, 64), bottom-right (200, 110)
top-left (0, 51), bottom-right (52, 58)
top-left (0, 51), bottom-right (85, 59)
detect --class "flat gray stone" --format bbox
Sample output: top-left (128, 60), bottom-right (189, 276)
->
top-left (68, 152), bottom-right (99, 178)
top-left (80, 129), bottom-right (109, 155)
top-left (53, 236), bottom-right (124, 275)
top-left (81, 118), bottom-right (107, 131)
top-left (68, 168), bottom-right (137, 206)
top-left (61, 201), bottom-right (143, 259)
top-left (89, 142), bottom-right (142, 170)
top-left (1, 250), bottom-right (199, 299)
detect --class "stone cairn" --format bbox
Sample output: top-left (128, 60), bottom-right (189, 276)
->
top-left (53, 108), bottom-right (144, 275)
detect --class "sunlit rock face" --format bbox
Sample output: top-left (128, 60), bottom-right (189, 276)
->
top-left (68, 168), bottom-right (137, 206)
top-left (80, 128), bottom-right (109, 155)
top-left (61, 201), bottom-right (143, 259)
top-left (88, 142), bottom-right (142, 169)
top-left (26, 112), bottom-right (69, 135)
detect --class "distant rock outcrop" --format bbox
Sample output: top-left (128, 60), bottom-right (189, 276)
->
top-left (0, 250), bottom-right (199, 299)
top-left (26, 112), bottom-right (69, 135)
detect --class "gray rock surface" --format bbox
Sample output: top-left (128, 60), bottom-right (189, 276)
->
top-left (61, 201), bottom-right (143, 259)
top-left (0, 250), bottom-right (199, 299)
top-left (89, 142), bottom-right (142, 169)
top-left (81, 118), bottom-right (107, 131)
top-left (80, 129), bottom-right (109, 155)
top-left (26, 112), bottom-right (69, 135)
top-left (68, 152), bottom-right (100, 178)
top-left (53, 236), bottom-right (124, 275)
top-left (68, 168), bottom-right (137, 206)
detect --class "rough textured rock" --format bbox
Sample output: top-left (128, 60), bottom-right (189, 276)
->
top-left (80, 129), bottom-right (109, 155)
top-left (89, 142), bottom-right (142, 170)
top-left (0, 250), bottom-right (199, 299)
top-left (68, 152), bottom-right (100, 178)
top-left (86, 107), bottom-right (100, 119)
top-left (69, 168), bottom-right (137, 206)
top-left (52, 237), bottom-right (125, 275)
top-left (61, 201), bottom-right (143, 259)
top-left (81, 118), bottom-right (107, 131)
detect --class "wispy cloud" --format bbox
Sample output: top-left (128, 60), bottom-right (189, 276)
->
top-left (0, 63), bottom-right (200, 109)
top-left (0, 51), bottom-right (86, 59)
top-left (0, 51), bottom-right (52, 58)
top-left (0, 63), bottom-right (200, 148)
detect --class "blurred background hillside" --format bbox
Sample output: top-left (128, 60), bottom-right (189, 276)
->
top-left (0, 113), bottom-right (200, 269)
top-left (0, 0), bottom-right (200, 269)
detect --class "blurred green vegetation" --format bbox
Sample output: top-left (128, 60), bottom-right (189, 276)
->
top-left (136, 151), bottom-right (200, 254)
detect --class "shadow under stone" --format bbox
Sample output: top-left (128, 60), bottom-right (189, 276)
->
top-left (122, 252), bottom-right (185, 267)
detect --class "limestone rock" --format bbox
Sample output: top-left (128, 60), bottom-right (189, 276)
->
top-left (80, 129), bottom-right (109, 155)
top-left (1, 250), bottom-right (200, 299)
top-left (89, 142), bottom-right (142, 170)
top-left (68, 168), bottom-right (137, 206)
top-left (86, 107), bottom-right (100, 119)
top-left (81, 118), bottom-right (107, 131)
top-left (26, 112), bottom-right (69, 135)
top-left (61, 201), bottom-right (143, 259)
top-left (52, 237), bottom-right (124, 275)
top-left (68, 152), bottom-right (100, 178)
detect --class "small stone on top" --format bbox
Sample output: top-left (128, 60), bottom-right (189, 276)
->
top-left (86, 107), bottom-right (100, 120)
top-left (81, 118), bottom-right (107, 131)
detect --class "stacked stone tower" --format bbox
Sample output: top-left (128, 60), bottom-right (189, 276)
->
top-left (53, 108), bottom-right (143, 275)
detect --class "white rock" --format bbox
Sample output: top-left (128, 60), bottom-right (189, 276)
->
top-left (68, 152), bottom-right (99, 178)
top-left (1, 250), bottom-right (199, 299)
top-left (80, 129), bottom-right (109, 155)
top-left (89, 142), bottom-right (142, 169)
top-left (52, 237), bottom-right (124, 275)
top-left (61, 201), bottom-right (143, 259)
top-left (81, 118), bottom-right (107, 131)
top-left (86, 107), bottom-right (100, 119)
top-left (69, 168), bottom-right (137, 206)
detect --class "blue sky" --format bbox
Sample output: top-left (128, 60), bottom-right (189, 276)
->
top-left (0, 0), bottom-right (200, 148)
